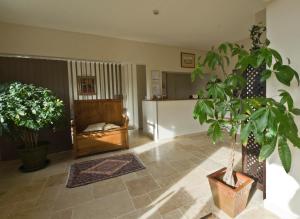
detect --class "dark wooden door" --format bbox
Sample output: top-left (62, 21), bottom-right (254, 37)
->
top-left (0, 56), bottom-right (72, 160)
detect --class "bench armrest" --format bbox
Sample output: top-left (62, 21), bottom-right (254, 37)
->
top-left (122, 114), bottom-right (129, 128)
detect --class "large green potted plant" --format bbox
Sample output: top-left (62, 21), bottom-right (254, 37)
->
top-left (192, 24), bottom-right (300, 217)
top-left (0, 82), bottom-right (64, 172)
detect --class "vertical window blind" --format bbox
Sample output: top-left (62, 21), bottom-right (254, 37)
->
top-left (68, 60), bottom-right (138, 128)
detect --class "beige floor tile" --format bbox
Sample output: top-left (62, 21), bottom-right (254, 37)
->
top-left (198, 159), bottom-right (224, 173)
top-left (236, 206), bottom-right (281, 219)
top-left (37, 185), bottom-right (62, 210)
top-left (50, 208), bottom-right (73, 219)
top-left (64, 190), bottom-right (134, 218)
top-left (118, 207), bottom-right (162, 219)
top-left (93, 177), bottom-right (126, 198)
top-left (121, 172), bottom-right (139, 182)
top-left (154, 172), bottom-right (183, 187)
top-left (94, 190), bottom-right (135, 217)
top-left (53, 185), bottom-right (93, 211)
top-left (0, 131), bottom-right (267, 219)
top-left (157, 189), bottom-right (195, 215)
top-left (184, 182), bottom-right (212, 202)
top-left (0, 204), bottom-right (15, 219)
top-left (162, 208), bottom-right (185, 219)
top-left (146, 161), bottom-right (177, 178)
top-left (132, 194), bottom-right (152, 209)
top-left (13, 199), bottom-right (38, 212)
top-left (9, 207), bottom-right (52, 219)
top-left (180, 199), bottom-right (213, 219)
top-left (72, 199), bottom-right (114, 219)
top-left (0, 181), bottom-right (44, 207)
top-left (148, 187), bottom-right (173, 202)
top-left (45, 173), bottom-right (67, 187)
top-left (169, 160), bottom-right (197, 172)
top-left (125, 175), bottom-right (160, 197)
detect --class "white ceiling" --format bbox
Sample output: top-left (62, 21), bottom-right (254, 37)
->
top-left (0, 0), bottom-right (266, 49)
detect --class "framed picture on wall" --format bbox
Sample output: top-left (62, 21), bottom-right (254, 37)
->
top-left (181, 52), bottom-right (195, 68)
top-left (77, 76), bottom-right (96, 95)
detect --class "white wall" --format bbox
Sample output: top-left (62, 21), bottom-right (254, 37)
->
top-left (0, 22), bottom-right (206, 99)
top-left (265, 1), bottom-right (300, 218)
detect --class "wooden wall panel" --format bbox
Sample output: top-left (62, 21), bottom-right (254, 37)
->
top-left (0, 57), bottom-right (72, 160)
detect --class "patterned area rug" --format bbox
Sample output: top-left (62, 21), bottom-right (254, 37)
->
top-left (66, 153), bottom-right (145, 188)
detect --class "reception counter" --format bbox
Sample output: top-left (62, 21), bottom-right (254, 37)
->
top-left (142, 99), bottom-right (208, 140)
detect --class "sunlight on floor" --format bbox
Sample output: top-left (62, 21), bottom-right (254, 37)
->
top-left (0, 131), bottom-right (277, 219)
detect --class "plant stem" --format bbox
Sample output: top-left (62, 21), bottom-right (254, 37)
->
top-left (223, 134), bottom-right (236, 187)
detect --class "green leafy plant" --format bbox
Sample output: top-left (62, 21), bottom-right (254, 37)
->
top-left (0, 82), bottom-right (64, 148)
top-left (192, 24), bottom-right (300, 186)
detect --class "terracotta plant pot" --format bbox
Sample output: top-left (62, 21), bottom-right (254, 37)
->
top-left (207, 168), bottom-right (254, 218)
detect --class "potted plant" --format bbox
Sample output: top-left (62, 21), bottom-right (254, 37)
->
top-left (192, 24), bottom-right (300, 217)
top-left (0, 82), bottom-right (64, 172)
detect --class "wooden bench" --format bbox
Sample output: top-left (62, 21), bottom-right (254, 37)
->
top-left (72, 99), bottom-right (129, 157)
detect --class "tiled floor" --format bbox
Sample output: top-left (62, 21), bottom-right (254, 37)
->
top-left (0, 130), bottom-right (279, 219)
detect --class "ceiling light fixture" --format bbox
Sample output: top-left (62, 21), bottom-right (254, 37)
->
top-left (153, 9), bottom-right (159, 15)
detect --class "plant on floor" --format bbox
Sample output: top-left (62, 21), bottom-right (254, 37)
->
top-left (0, 82), bottom-right (64, 170)
top-left (192, 24), bottom-right (300, 187)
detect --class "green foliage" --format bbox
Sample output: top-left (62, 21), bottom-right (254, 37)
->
top-left (0, 82), bottom-right (64, 148)
top-left (192, 24), bottom-right (300, 173)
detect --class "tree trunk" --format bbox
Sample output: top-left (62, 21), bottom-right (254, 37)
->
top-left (223, 136), bottom-right (236, 187)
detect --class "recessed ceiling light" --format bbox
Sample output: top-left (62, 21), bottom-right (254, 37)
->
top-left (153, 9), bottom-right (159, 15)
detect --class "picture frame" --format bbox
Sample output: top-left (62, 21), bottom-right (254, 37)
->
top-left (77, 76), bottom-right (96, 95)
top-left (181, 52), bottom-right (195, 68)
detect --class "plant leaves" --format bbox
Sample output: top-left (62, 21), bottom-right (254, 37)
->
top-left (278, 137), bottom-right (292, 173)
top-left (260, 69), bottom-right (272, 82)
top-left (255, 109), bottom-right (269, 132)
top-left (279, 90), bottom-right (294, 111)
top-left (259, 141), bottom-right (276, 162)
top-left (270, 48), bottom-right (283, 64)
top-left (275, 65), bottom-right (295, 86)
top-left (240, 122), bottom-right (252, 145)
top-left (207, 121), bottom-right (222, 144)
top-left (250, 107), bottom-right (266, 120)
top-left (292, 108), bottom-right (300, 115)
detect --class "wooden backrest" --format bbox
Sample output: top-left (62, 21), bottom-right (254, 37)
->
top-left (74, 99), bottom-right (123, 132)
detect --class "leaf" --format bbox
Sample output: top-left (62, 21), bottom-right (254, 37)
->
top-left (279, 90), bottom-right (293, 111)
top-left (261, 48), bottom-right (273, 67)
top-left (292, 108), bottom-right (300, 115)
top-left (250, 108), bottom-right (266, 120)
top-left (193, 101), bottom-right (207, 124)
top-left (240, 122), bottom-right (252, 145)
top-left (259, 141), bottom-right (276, 162)
top-left (218, 43), bottom-right (227, 54)
top-left (192, 63), bottom-right (204, 82)
top-left (275, 65), bottom-right (295, 86)
top-left (286, 133), bottom-right (300, 149)
top-left (278, 137), bottom-right (292, 173)
top-left (202, 100), bottom-right (214, 117)
top-left (208, 121), bottom-right (222, 144)
top-left (270, 48), bottom-right (283, 64)
top-left (257, 54), bottom-right (265, 67)
top-left (235, 114), bottom-right (248, 121)
top-left (255, 109), bottom-right (269, 132)
top-left (294, 70), bottom-right (300, 86)
top-left (260, 69), bottom-right (272, 82)
top-left (193, 100), bottom-right (214, 124)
